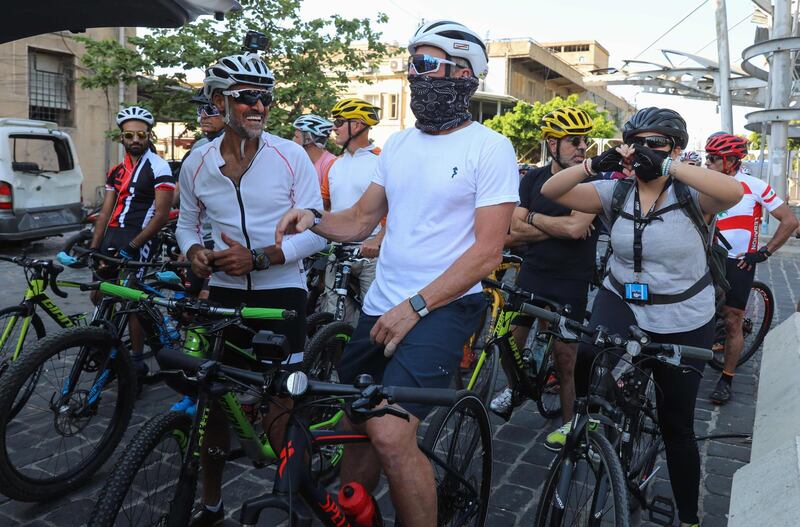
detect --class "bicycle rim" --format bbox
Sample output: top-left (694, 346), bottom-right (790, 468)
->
top-left (738, 281), bottom-right (773, 365)
top-left (535, 431), bottom-right (629, 527)
top-left (422, 394), bottom-right (492, 527)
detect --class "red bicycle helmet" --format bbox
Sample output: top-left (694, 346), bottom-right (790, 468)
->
top-left (705, 133), bottom-right (747, 173)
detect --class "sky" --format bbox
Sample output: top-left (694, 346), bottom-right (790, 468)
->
top-left (294, 0), bottom-right (766, 148)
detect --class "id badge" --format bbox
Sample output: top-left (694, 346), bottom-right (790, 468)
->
top-left (624, 282), bottom-right (650, 303)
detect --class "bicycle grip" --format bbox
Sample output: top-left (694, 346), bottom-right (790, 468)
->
top-left (676, 345), bottom-right (714, 362)
top-left (381, 386), bottom-right (459, 407)
top-left (49, 264), bottom-right (68, 298)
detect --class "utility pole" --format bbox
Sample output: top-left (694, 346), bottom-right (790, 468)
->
top-left (767, 0), bottom-right (792, 230)
top-left (714, 0), bottom-right (733, 132)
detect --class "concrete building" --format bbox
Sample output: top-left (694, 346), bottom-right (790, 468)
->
top-left (540, 40), bottom-right (610, 74)
top-left (0, 29), bottom-right (136, 204)
top-left (340, 39), bottom-right (633, 149)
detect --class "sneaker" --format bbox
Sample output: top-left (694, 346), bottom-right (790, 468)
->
top-left (489, 387), bottom-right (519, 421)
top-left (544, 423), bottom-right (572, 452)
top-left (189, 505), bottom-right (225, 527)
top-left (710, 376), bottom-right (732, 405)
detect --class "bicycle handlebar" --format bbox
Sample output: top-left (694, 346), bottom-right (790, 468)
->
top-left (481, 278), bottom-right (565, 313)
top-left (156, 348), bottom-right (459, 407)
top-left (72, 246), bottom-right (191, 270)
top-left (94, 282), bottom-right (294, 320)
top-left (0, 254), bottom-right (68, 298)
top-left (518, 301), bottom-right (713, 363)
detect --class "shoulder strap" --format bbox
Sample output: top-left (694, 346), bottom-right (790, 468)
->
top-left (672, 179), bottom-right (712, 244)
top-left (609, 177), bottom-right (635, 229)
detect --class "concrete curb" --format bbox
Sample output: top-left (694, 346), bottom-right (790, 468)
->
top-left (728, 313), bottom-right (800, 526)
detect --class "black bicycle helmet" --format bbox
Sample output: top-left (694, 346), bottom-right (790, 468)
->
top-left (622, 107), bottom-right (688, 149)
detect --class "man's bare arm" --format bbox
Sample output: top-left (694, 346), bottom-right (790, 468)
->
top-left (510, 206), bottom-right (549, 242)
top-left (532, 210), bottom-right (596, 240)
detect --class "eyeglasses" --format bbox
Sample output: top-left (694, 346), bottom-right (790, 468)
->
top-left (705, 155), bottom-right (723, 163)
top-left (408, 54), bottom-right (464, 76)
top-left (196, 104), bottom-right (220, 117)
top-left (121, 131), bottom-right (149, 141)
top-left (628, 136), bottom-right (674, 150)
top-left (333, 118), bottom-right (356, 128)
top-left (563, 135), bottom-right (589, 148)
top-left (221, 89), bottom-right (273, 107)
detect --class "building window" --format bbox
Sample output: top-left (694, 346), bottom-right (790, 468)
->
top-left (384, 93), bottom-right (398, 120)
top-left (364, 94), bottom-right (381, 110)
top-left (28, 50), bottom-right (74, 127)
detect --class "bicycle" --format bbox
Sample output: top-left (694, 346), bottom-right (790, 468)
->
top-left (709, 280), bottom-right (774, 371)
top-left (87, 319), bottom-right (492, 526)
top-left (520, 301), bottom-right (713, 527)
top-left (303, 243), bottom-right (372, 385)
top-left (467, 278), bottom-right (567, 418)
top-left (0, 254), bottom-right (213, 502)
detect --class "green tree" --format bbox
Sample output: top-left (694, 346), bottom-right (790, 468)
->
top-left (484, 94), bottom-right (618, 162)
top-left (748, 130), bottom-right (800, 150)
top-left (130, 0), bottom-right (387, 137)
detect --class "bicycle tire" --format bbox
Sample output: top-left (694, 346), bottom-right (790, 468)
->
top-left (421, 392), bottom-right (492, 527)
top-left (0, 306), bottom-right (47, 419)
top-left (0, 326), bottom-right (136, 501)
top-left (306, 311), bottom-right (334, 339)
top-left (710, 280), bottom-right (774, 371)
top-left (88, 411), bottom-right (193, 527)
top-left (622, 373), bottom-right (662, 514)
top-left (455, 343), bottom-right (499, 406)
top-left (534, 429), bottom-right (630, 527)
top-left (534, 341), bottom-right (561, 419)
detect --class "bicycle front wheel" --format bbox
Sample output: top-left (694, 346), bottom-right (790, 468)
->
top-left (0, 326), bottom-right (136, 501)
top-left (421, 392), bottom-right (492, 527)
top-left (710, 281), bottom-right (774, 371)
top-left (455, 343), bottom-right (499, 406)
top-left (88, 411), bottom-right (194, 527)
top-left (535, 339), bottom-right (562, 419)
top-left (535, 429), bottom-right (630, 527)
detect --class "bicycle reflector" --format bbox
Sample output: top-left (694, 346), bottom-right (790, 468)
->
top-left (252, 330), bottom-right (291, 364)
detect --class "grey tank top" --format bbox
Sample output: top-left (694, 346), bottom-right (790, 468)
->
top-left (591, 179), bottom-right (714, 333)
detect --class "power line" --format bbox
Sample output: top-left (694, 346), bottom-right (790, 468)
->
top-left (633, 0), bottom-right (710, 60)
top-left (677, 12), bottom-right (753, 66)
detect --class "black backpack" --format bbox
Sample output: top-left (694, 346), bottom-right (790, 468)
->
top-left (597, 177), bottom-right (731, 297)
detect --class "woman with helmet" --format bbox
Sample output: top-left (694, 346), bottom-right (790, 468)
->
top-left (542, 107), bottom-right (743, 527)
top-left (490, 106), bottom-right (599, 432)
top-left (704, 133), bottom-right (798, 405)
top-left (292, 114), bottom-right (336, 187)
top-left (176, 51), bottom-right (327, 526)
top-left (680, 150), bottom-right (703, 166)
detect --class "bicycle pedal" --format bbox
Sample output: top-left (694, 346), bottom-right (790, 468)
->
top-left (647, 495), bottom-right (675, 526)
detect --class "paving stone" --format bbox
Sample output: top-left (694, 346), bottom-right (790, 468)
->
top-left (494, 423), bottom-right (537, 445)
top-left (491, 440), bottom-right (524, 464)
top-left (704, 474), bottom-right (733, 497)
top-left (520, 444), bottom-right (557, 468)
top-left (705, 456), bottom-right (745, 478)
top-left (490, 484), bottom-right (535, 512)
top-left (703, 492), bottom-right (732, 517)
top-left (507, 462), bottom-right (546, 490)
top-left (486, 506), bottom-right (518, 526)
top-left (706, 440), bottom-right (751, 463)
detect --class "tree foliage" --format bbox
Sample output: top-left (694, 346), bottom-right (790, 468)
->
top-left (75, 0), bottom-right (387, 137)
top-left (484, 94), bottom-right (618, 161)
top-left (748, 131), bottom-right (800, 150)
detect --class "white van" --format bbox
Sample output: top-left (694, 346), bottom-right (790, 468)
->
top-left (0, 118), bottom-right (84, 241)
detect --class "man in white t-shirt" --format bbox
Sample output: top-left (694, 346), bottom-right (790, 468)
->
top-left (319, 97), bottom-right (384, 321)
top-left (276, 20), bottom-right (518, 526)
top-left (704, 133), bottom-right (798, 405)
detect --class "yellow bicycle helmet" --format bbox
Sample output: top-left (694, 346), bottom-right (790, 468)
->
top-left (541, 107), bottom-right (593, 139)
top-left (331, 98), bottom-right (381, 126)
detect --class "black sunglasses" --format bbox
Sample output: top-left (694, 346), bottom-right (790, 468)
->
top-left (629, 136), bottom-right (674, 150)
top-left (705, 154), bottom-right (723, 163)
top-left (222, 89), bottom-right (273, 107)
top-left (563, 135), bottom-right (589, 148)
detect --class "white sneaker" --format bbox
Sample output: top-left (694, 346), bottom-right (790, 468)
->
top-left (489, 387), bottom-right (516, 420)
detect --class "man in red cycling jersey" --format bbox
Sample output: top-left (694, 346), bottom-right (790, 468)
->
top-left (704, 133), bottom-right (798, 404)
top-left (90, 106), bottom-right (175, 380)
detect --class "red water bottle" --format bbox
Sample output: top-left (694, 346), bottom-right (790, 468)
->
top-left (337, 482), bottom-right (383, 527)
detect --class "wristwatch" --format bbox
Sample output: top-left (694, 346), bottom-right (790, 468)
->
top-left (306, 208), bottom-right (323, 226)
top-left (251, 248), bottom-right (270, 271)
top-left (409, 293), bottom-right (429, 318)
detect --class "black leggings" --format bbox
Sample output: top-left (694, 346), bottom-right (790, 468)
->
top-left (575, 289), bottom-right (713, 524)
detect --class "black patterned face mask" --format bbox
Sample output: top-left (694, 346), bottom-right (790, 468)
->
top-left (408, 75), bottom-right (479, 132)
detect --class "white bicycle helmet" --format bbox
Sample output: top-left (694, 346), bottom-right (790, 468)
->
top-left (408, 20), bottom-right (489, 78)
top-left (680, 150), bottom-right (702, 165)
top-left (203, 52), bottom-right (275, 99)
top-left (116, 106), bottom-right (154, 128)
top-left (293, 114), bottom-right (334, 137)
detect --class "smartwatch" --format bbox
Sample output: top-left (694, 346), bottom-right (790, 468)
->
top-left (409, 293), bottom-right (429, 318)
top-left (251, 249), bottom-right (270, 271)
top-left (306, 208), bottom-right (323, 226)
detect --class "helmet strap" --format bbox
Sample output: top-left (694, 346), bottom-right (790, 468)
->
top-left (223, 96), bottom-right (232, 126)
top-left (550, 138), bottom-right (568, 171)
top-left (723, 156), bottom-right (741, 175)
top-left (342, 121), bottom-right (369, 154)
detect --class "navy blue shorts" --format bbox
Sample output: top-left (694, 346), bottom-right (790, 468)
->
top-left (337, 293), bottom-right (486, 420)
